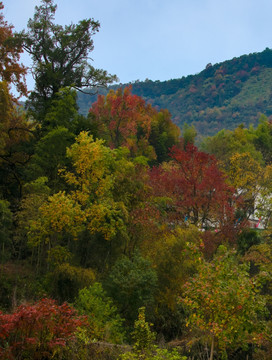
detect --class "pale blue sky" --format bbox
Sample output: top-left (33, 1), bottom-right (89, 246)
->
top-left (4, 0), bottom-right (272, 91)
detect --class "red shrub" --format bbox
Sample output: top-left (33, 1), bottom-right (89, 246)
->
top-left (0, 298), bottom-right (87, 359)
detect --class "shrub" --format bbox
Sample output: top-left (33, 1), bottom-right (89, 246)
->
top-left (0, 298), bottom-right (87, 360)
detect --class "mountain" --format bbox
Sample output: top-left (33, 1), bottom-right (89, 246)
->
top-left (77, 48), bottom-right (272, 137)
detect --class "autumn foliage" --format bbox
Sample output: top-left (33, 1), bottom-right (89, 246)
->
top-left (89, 86), bottom-right (180, 162)
top-left (89, 87), bottom-right (155, 154)
top-left (0, 298), bottom-right (86, 360)
top-left (0, 2), bottom-right (27, 97)
top-left (149, 143), bottom-right (240, 233)
top-left (182, 247), bottom-right (267, 359)
top-left (2, 2), bottom-right (272, 359)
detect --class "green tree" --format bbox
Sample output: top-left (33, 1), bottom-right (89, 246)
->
top-left (253, 115), bottom-right (272, 164)
top-left (201, 125), bottom-right (263, 171)
top-left (29, 127), bottom-right (75, 190)
top-left (120, 307), bottom-right (186, 360)
top-left (75, 282), bottom-right (125, 343)
top-left (131, 307), bottom-right (156, 352)
top-left (45, 263), bottom-right (95, 303)
top-left (41, 87), bottom-right (85, 132)
top-left (181, 123), bottom-right (197, 149)
top-left (17, 0), bottom-right (117, 121)
top-left (105, 252), bottom-right (158, 326)
top-left (142, 226), bottom-right (201, 309)
top-left (182, 246), bottom-right (267, 360)
top-left (14, 177), bottom-right (50, 262)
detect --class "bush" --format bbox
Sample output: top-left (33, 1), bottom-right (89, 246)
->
top-left (0, 298), bottom-right (87, 360)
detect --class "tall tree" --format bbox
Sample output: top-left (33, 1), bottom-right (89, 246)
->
top-left (17, 0), bottom-right (117, 121)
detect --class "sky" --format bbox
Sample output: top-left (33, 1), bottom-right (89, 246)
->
top-left (4, 0), bottom-right (272, 92)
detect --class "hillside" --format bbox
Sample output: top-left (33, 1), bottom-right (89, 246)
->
top-left (77, 48), bottom-right (272, 136)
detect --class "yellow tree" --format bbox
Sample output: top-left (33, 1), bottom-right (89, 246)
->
top-left (257, 165), bottom-right (272, 229)
top-left (226, 152), bottom-right (263, 219)
top-left (27, 132), bottom-right (129, 266)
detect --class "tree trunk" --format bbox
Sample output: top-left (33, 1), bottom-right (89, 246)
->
top-left (209, 335), bottom-right (215, 360)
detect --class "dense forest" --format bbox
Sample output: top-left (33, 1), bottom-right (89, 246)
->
top-left (1, 1), bottom-right (272, 359)
top-left (78, 48), bottom-right (272, 137)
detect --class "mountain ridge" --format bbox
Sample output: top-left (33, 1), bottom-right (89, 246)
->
top-left (77, 47), bottom-right (272, 136)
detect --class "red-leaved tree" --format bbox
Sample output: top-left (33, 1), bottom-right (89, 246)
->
top-left (0, 298), bottom-right (87, 360)
top-left (149, 143), bottom-right (244, 245)
top-left (89, 86), bottom-right (156, 159)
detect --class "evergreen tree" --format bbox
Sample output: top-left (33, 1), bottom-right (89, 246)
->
top-left (17, 0), bottom-right (117, 122)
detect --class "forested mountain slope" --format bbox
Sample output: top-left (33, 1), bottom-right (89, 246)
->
top-left (78, 48), bottom-right (272, 136)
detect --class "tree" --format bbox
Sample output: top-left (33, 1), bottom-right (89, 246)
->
top-left (0, 81), bottom-right (35, 200)
top-left (200, 125), bottom-right (263, 172)
top-left (46, 263), bottom-right (95, 303)
top-left (0, 3), bottom-right (32, 202)
top-left (257, 164), bottom-right (272, 229)
top-left (105, 252), bottom-right (158, 326)
top-left (226, 152), bottom-right (272, 229)
top-left (181, 123), bottom-right (197, 149)
top-left (142, 226), bottom-right (202, 309)
top-left (75, 282), bottom-right (125, 343)
top-left (149, 109), bottom-right (181, 164)
top-left (227, 152), bottom-right (262, 197)
top-left (0, 2), bottom-right (27, 97)
top-left (17, 0), bottom-right (117, 120)
top-left (243, 239), bottom-right (272, 358)
top-left (182, 246), bottom-right (267, 360)
top-left (226, 152), bottom-right (263, 220)
top-left (41, 87), bottom-right (85, 132)
top-left (120, 307), bottom-right (186, 360)
top-left (149, 143), bottom-right (239, 233)
top-left (89, 87), bottom-right (156, 159)
top-left (89, 86), bottom-right (180, 162)
top-left (140, 226), bottom-right (202, 341)
top-left (27, 132), bottom-right (129, 270)
top-left (29, 127), bottom-right (75, 190)
top-left (253, 115), bottom-right (272, 165)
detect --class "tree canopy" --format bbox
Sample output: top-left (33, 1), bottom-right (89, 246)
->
top-left (17, 0), bottom-right (117, 120)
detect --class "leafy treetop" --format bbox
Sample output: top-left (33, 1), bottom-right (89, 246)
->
top-left (17, 0), bottom-right (117, 120)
